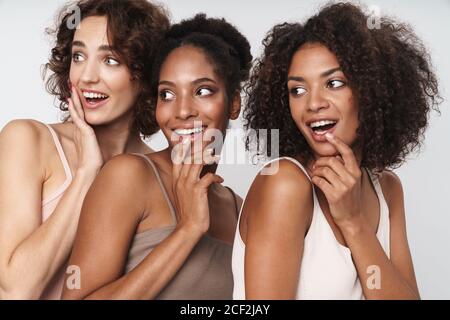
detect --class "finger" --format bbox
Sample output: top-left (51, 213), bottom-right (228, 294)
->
top-left (313, 157), bottom-right (354, 187)
top-left (180, 143), bottom-right (209, 179)
top-left (197, 172), bottom-right (224, 190)
top-left (204, 152), bottom-right (221, 165)
top-left (188, 150), bottom-right (220, 183)
top-left (71, 85), bottom-right (85, 121)
top-left (172, 139), bottom-right (191, 180)
top-left (67, 98), bottom-right (85, 129)
top-left (335, 155), bottom-right (344, 164)
top-left (187, 148), bottom-right (211, 180)
top-left (324, 133), bottom-right (359, 173)
top-left (311, 175), bottom-right (335, 201)
top-left (312, 166), bottom-right (346, 190)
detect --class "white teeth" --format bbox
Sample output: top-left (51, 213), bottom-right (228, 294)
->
top-left (309, 120), bottom-right (337, 129)
top-left (82, 91), bottom-right (108, 99)
top-left (174, 127), bottom-right (204, 135)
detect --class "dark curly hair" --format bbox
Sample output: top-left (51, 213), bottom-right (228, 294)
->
top-left (244, 2), bottom-right (441, 171)
top-left (43, 0), bottom-right (170, 137)
top-left (150, 13), bottom-right (252, 113)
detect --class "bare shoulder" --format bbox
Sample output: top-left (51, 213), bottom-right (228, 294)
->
top-left (378, 170), bottom-right (405, 218)
top-left (244, 158), bottom-right (313, 223)
top-left (0, 120), bottom-right (55, 172)
top-left (100, 153), bottom-right (154, 185)
top-left (83, 154), bottom-right (155, 222)
top-left (252, 158), bottom-right (312, 196)
top-left (0, 119), bottom-right (47, 147)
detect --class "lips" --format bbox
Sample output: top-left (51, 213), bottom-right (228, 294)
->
top-left (306, 118), bottom-right (338, 142)
top-left (172, 125), bottom-right (207, 143)
top-left (80, 89), bottom-right (110, 109)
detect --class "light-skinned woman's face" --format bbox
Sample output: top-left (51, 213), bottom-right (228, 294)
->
top-left (70, 16), bottom-right (140, 127)
top-left (287, 42), bottom-right (359, 159)
top-left (156, 45), bottom-right (239, 150)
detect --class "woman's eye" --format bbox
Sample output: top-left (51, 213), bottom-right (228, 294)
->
top-left (196, 87), bottom-right (214, 96)
top-left (72, 53), bottom-right (85, 63)
top-left (327, 79), bottom-right (345, 89)
top-left (290, 87), bottom-right (307, 96)
top-left (105, 57), bottom-right (120, 66)
top-left (159, 90), bottom-right (175, 101)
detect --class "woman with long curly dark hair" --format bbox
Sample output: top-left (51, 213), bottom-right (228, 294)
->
top-left (232, 3), bottom-right (440, 299)
top-left (0, 0), bottom-right (169, 299)
top-left (62, 14), bottom-right (252, 300)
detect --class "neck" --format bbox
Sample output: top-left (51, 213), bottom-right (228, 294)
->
top-left (93, 117), bottom-right (143, 162)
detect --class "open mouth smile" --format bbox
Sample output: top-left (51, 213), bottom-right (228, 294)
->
top-left (307, 119), bottom-right (338, 142)
top-left (173, 126), bottom-right (207, 142)
top-left (81, 89), bottom-right (110, 109)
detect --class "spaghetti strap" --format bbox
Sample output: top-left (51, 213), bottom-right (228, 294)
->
top-left (44, 124), bottom-right (73, 181)
top-left (133, 153), bottom-right (177, 224)
top-left (278, 157), bottom-right (312, 181)
top-left (225, 186), bottom-right (239, 219)
top-left (42, 124), bottom-right (73, 207)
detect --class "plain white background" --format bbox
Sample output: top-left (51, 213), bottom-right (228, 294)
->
top-left (0, 0), bottom-right (449, 299)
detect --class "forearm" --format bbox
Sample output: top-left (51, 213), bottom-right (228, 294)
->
top-left (2, 171), bottom-right (96, 299)
top-left (79, 225), bottom-right (203, 300)
top-left (340, 217), bottom-right (419, 300)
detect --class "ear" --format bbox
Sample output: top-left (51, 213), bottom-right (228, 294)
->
top-left (229, 91), bottom-right (241, 120)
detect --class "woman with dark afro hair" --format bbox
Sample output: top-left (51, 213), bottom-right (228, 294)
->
top-left (232, 3), bottom-right (440, 299)
top-left (62, 14), bottom-right (252, 299)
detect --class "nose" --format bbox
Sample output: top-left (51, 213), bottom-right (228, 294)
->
top-left (175, 94), bottom-right (199, 120)
top-left (79, 60), bottom-right (100, 84)
top-left (307, 87), bottom-right (329, 112)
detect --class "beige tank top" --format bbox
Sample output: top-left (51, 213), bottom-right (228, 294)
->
top-left (125, 154), bottom-right (237, 300)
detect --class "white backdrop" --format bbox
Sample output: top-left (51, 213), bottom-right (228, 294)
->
top-left (0, 0), bottom-right (449, 299)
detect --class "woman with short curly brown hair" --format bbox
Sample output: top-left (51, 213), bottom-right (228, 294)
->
top-left (232, 3), bottom-right (440, 299)
top-left (0, 0), bottom-right (169, 299)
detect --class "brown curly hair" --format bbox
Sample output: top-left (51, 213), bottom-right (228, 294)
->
top-left (43, 0), bottom-right (170, 137)
top-left (244, 2), bottom-right (441, 171)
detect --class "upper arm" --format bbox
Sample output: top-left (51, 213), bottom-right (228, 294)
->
top-left (0, 120), bottom-right (44, 287)
top-left (380, 170), bottom-right (420, 296)
top-left (243, 160), bottom-right (313, 299)
top-left (62, 154), bottom-right (151, 299)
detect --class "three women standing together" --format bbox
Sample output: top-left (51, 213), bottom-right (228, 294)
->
top-left (0, 0), bottom-right (440, 300)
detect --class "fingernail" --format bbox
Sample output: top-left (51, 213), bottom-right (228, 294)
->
top-left (325, 133), bottom-right (333, 140)
top-left (206, 148), bottom-right (213, 154)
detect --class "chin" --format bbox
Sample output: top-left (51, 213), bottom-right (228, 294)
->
top-left (310, 144), bottom-right (339, 158)
top-left (83, 113), bottom-right (110, 126)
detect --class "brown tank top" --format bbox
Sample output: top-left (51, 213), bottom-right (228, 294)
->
top-left (125, 154), bottom-right (237, 300)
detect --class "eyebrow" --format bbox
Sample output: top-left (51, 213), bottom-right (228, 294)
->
top-left (158, 77), bottom-right (217, 86)
top-left (287, 67), bottom-right (342, 83)
top-left (72, 41), bottom-right (114, 52)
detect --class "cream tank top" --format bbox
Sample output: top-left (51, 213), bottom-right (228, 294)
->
top-left (232, 157), bottom-right (390, 300)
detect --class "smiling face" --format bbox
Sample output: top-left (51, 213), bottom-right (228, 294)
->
top-left (156, 45), bottom-right (240, 150)
top-left (287, 42), bottom-right (359, 159)
top-left (69, 16), bottom-right (140, 127)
